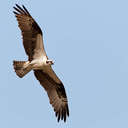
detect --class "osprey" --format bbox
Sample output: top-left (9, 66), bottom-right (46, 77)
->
top-left (13, 4), bottom-right (69, 122)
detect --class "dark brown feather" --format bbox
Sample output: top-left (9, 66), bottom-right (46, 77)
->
top-left (34, 70), bottom-right (69, 122)
top-left (16, 4), bottom-right (28, 15)
top-left (13, 4), bottom-right (42, 61)
top-left (22, 5), bottom-right (31, 16)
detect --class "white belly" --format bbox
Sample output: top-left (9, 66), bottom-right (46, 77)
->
top-left (30, 56), bottom-right (47, 70)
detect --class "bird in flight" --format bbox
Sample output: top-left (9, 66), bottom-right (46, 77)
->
top-left (13, 4), bottom-right (69, 122)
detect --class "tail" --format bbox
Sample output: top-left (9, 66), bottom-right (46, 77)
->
top-left (13, 60), bottom-right (32, 78)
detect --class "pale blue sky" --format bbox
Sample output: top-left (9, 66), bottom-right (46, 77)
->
top-left (1, 0), bottom-right (128, 128)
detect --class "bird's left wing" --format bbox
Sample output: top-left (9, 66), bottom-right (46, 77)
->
top-left (13, 4), bottom-right (47, 61)
top-left (34, 68), bottom-right (69, 122)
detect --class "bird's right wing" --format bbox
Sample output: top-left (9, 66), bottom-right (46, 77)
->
top-left (34, 69), bottom-right (69, 122)
top-left (13, 4), bottom-right (47, 61)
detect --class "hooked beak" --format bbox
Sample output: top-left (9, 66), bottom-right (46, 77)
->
top-left (46, 60), bottom-right (54, 65)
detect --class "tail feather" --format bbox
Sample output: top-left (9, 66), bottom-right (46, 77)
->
top-left (13, 60), bottom-right (31, 78)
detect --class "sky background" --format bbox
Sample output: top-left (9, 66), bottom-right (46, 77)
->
top-left (1, 0), bottom-right (128, 128)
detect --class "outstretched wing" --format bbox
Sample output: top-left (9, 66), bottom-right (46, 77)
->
top-left (13, 4), bottom-right (47, 61)
top-left (34, 68), bottom-right (69, 122)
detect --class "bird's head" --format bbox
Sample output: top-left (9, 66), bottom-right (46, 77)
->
top-left (46, 60), bottom-right (54, 65)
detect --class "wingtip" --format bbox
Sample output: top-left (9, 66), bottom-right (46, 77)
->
top-left (22, 5), bottom-right (31, 16)
top-left (22, 4), bottom-right (25, 8)
top-left (15, 4), bottom-right (18, 7)
top-left (14, 4), bottom-right (20, 9)
top-left (56, 107), bottom-right (69, 123)
top-left (67, 105), bottom-right (69, 117)
top-left (13, 6), bottom-right (16, 10)
top-left (13, 11), bottom-right (18, 15)
top-left (57, 111), bottom-right (61, 122)
top-left (16, 4), bottom-right (24, 8)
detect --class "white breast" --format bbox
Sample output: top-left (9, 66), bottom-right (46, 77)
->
top-left (30, 56), bottom-right (48, 70)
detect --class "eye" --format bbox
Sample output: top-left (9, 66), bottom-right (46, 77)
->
top-left (46, 61), bottom-right (49, 64)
